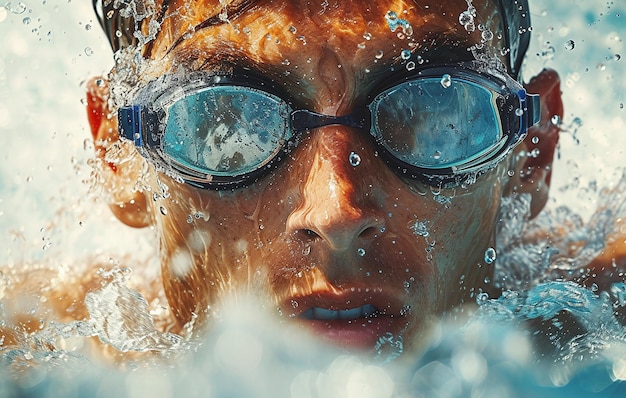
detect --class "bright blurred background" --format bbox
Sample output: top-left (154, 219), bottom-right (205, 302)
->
top-left (0, 0), bottom-right (623, 267)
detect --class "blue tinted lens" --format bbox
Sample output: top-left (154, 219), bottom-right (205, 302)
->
top-left (370, 77), bottom-right (503, 169)
top-left (163, 86), bottom-right (291, 176)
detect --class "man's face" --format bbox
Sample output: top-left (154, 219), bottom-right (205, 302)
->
top-left (119, 0), bottom-right (510, 353)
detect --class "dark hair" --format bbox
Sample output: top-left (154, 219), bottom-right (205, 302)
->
top-left (93, 0), bottom-right (531, 78)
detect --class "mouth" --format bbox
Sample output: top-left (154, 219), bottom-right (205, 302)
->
top-left (282, 291), bottom-right (409, 351)
top-left (300, 304), bottom-right (379, 321)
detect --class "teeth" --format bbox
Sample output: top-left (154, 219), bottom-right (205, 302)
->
top-left (302, 304), bottom-right (379, 320)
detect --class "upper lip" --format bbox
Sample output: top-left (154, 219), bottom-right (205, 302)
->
top-left (279, 286), bottom-right (407, 321)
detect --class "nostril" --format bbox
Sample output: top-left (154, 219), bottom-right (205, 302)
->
top-left (359, 226), bottom-right (380, 239)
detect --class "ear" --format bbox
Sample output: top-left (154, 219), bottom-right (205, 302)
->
top-left (86, 76), bottom-right (153, 228)
top-left (506, 69), bottom-right (563, 218)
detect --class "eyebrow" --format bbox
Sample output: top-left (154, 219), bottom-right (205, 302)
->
top-left (157, 0), bottom-right (259, 57)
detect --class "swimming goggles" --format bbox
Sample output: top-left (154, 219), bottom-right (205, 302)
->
top-left (118, 64), bottom-right (540, 189)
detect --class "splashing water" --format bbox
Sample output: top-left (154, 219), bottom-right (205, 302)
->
top-left (2, 0), bottom-right (626, 396)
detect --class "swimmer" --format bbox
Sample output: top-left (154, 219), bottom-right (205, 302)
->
top-left (82, 0), bottom-right (566, 355)
top-left (9, 0), bottom-right (615, 359)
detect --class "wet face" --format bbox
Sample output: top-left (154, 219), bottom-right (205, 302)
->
top-left (118, 0), bottom-right (510, 353)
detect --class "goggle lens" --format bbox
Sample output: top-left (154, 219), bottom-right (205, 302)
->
top-left (163, 86), bottom-right (291, 177)
top-left (370, 78), bottom-right (503, 169)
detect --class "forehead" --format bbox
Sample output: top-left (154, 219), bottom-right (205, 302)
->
top-left (145, 0), bottom-right (505, 71)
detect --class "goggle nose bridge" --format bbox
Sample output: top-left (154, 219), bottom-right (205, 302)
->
top-left (290, 108), bottom-right (372, 134)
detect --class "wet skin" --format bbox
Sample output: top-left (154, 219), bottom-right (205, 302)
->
top-left (87, 0), bottom-right (562, 354)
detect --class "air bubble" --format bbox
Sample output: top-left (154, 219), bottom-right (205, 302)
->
top-left (406, 61), bottom-right (415, 71)
top-left (363, 32), bottom-right (372, 40)
top-left (159, 206), bottom-right (167, 215)
top-left (375, 50), bottom-right (384, 59)
top-left (357, 248), bottom-right (366, 257)
top-left (531, 136), bottom-right (539, 144)
top-left (615, 54), bottom-right (622, 61)
top-left (551, 114), bottom-right (561, 125)
top-left (7, 2), bottom-right (27, 14)
top-left (440, 74), bottom-right (452, 88)
top-left (476, 292), bottom-right (489, 305)
top-left (22, 16), bottom-right (30, 25)
top-left (481, 30), bottom-right (493, 41)
top-left (564, 39), bottom-right (575, 51)
top-left (84, 47), bottom-right (94, 56)
top-left (416, 55), bottom-right (424, 64)
top-left (507, 169), bottom-right (515, 177)
top-left (349, 151), bottom-right (361, 166)
top-left (400, 49), bottom-right (411, 60)
top-left (459, 11), bottom-right (473, 26)
top-left (515, 108), bottom-right (524, 116)
top-left (432, 151), bottom-right (442, 160)
top-left (484, 247), bottom-right (497, 264)
top-left (85, 24), bottom-right (92, 31)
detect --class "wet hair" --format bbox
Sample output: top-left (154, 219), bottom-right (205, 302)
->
top-left (93, 0), bottom-right (531, 78)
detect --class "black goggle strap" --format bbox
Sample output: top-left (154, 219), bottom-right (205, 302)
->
top-left (524, 92), bottom-right (541, 131)
top-left (118, 105), bottom-right (161, 149)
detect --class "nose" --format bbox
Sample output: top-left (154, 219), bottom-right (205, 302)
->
top-left (286, 127), bottom-right (386, 251)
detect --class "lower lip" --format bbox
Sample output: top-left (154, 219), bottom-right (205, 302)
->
top-left (296, 315), bottom-right (405, 351)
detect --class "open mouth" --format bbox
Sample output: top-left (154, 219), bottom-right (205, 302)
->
top-left (300, 304), bottom-right (379, 321)
top-left (283, 293), bottom-right (408, 351)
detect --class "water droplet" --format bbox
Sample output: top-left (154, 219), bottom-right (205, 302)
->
top-left (26, 176), bottom-right (33, 182)
top-left (357, 247), bottom-right (366, 256)
top-left (357, 42), bottom-right (366, 49)
top-left (615, 54), bottom-right (622, 61)
top-left (288, 25), bottom-right (297, 34)
top-left (84, 47), bottom-right (94, 56)
top-left (507, 169), bottom-right (515, 177)
top-left (515, 108), bottom-right (524, 116)
top-left (476, 292), bottom-right (489, 305)
top-left (484, 247), bottom-right (497, 264)
top-left (564, 39), bottom-right (575, 51)
top-left (349, 151), bottom-right (361, 166)
top-left (551, 114), bottom-right (561, 125)
top-left (159, 206), bottom-right (167, 215)
top-left (400, 49), bottom-right (411, 60)
top-left (481, 30), bottom-right (493, 41)
top-left (291, 300), bottom-right (298, 308)
top-left (432, 151), bottom-right (442, 160)
top-left (440, 74), bottom-right (452, 88)
top-left (7, 2), bottom-right (27, 14)
top-left (405, 61), bottom-right (415, 71)
top-left (375, 50), bottom-right (384, 59)
top-left (459, 11), bottom-right (473, 26)
top-left (363, 32), bottom-right (372, 40)
top-left (22, 16), bottom-right (30, 25)
top-left (531, 136), bottom-right (539, 144)
top-left (416, 55), bottom-right (424, 64)
top-left (85, 23), bottom-right (92, 31)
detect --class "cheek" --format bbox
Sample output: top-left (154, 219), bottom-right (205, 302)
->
top-left (151, 180), bottom-right (277, 325)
